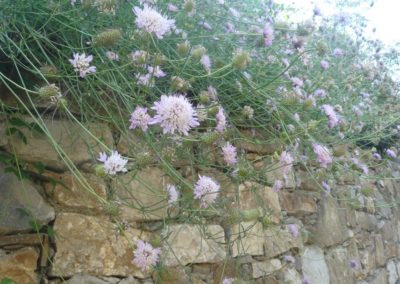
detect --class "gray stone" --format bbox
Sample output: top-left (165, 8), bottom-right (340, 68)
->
top-left (231, 221), bottom-right (264, 257)
top-left (325, 246), bottom-right (357, 284)
top-left (374, 234), bottom-right (385, 267)
top-left (264, 225), bottom-right (303, 258)
top-left (162, 224), bottom-right (226, 266)
top-left (5, 117), bottom-right (113, 170)
top-left (301, 246), bottom-right (330, 284)
top-left (369, 269), bottom-right (388, 284)
top-left (50, 213), bottom-right (152, 278)
top-left (280, 267), bottom-right (302, 284)
top-left (0, 164), bottom-right (55, 235)
top-left (252, 259), bottom-right (282, 278)
top-left (387, 260), bottom-right (398, 284)
top-left (0, 247), bottom-right (39, 284)
top-left (66, 275), bottom-right (119, 284)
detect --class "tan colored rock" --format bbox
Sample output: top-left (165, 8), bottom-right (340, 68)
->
top-left (279, 191), bottom-right (317, 215)
top-left (231, 222), bottom-right (264, 257)
top-left (280, 267), bottom-right (302, 284)
top-left (112, 167), bottom-right (174, 221)
top-left (162, 224), bottom-right (226, 266)
top-left (325, 245), bottom-right (359, 284)
top-left (44, 172), bottom-right (107, 211)
top-left (5, 117), bottom-right (113, 170)
top-left (295, 169), bottom-right (325, 191)
top-left (311, 197), bottom-right (348, 247)
top-left (50, 213), bottom-right (152, 278)
top-left (264, 161), bottom-right (295, 189)
top-left (0, 247), bottom-right (39, 284)
top-left (374, 234), bottom-right (386, 267)
top-left (264, 225), bottom-right (303, 258)
top-left (252, 259), bottom-right (282, 278)
top-left (369, 269), bottom-right (388, 284)
top-left (301, 246), bottom-right (330, 284)
top-left (236, 129), bottom-right (283, 155)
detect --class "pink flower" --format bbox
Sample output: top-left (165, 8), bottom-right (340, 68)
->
top-left (166, 184), bottom-right (179, 206)
top-left (69, 53), bottom-right (96, 78)
top-left (272, 179), bottom-right (284, 192)
top-left (287, 224), bottom-right (299, 238)
top-left (106, 51), bottom-right (119, 61)
top-left (168, 3), bottom-right (178, 12)
top-left (321, 104), bottom-right (339, 128)
top-left (322, 181), bottom-right (331, 193)
top-left (263, 22), bottom-right (274, 47)
top-left (279, 151), bottom-right (294, 175)
top-left (147, 66), bottom-right (166, 78)
top-left (291, 77), bottom-right (304, 88)
top-left (221, 278), bottom-right (235, 284)
top-left (312, 143), bottom-right (332, 168)
top-left (97, 151), bottom-right (128, 175)
top-left (129, 106), bottom-right (151, 131)
top-left (333, 48), bottom-right (344, 57)
top-left (132, 240), bottom-right (161, 272)
top-left (133, 5), bottom-right (175, 39)
top-left (194, 175), bottom-right (220, 208)
top-left (136, 73), bottom-right (154, 87)
top-left (215, 107), bottom-right (227, 133)
top-left (386, 149), bottom-right (397, 158)
top-left (320, 60), bottom-right (330, 70)
top-left (283, 255), bottom-right (296, 263)
top-left (151, 94), bottom-right (199, 135)
top-left (222, 142), bottom-right (237, 166)
top-left (200, 54), bottom-right (212, 73)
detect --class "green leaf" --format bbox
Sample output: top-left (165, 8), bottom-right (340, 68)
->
top-left (29, 122), bottom-right (45, 135)
top-left (47, 226), bottom-right (55, 238)
top-left (0, 278), bottom-right (16, 284)
top-left (8, 117), bottom-right (28, 127)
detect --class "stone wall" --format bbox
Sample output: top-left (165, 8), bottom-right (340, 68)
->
top-left (1, 117), bottom-right (400, 284)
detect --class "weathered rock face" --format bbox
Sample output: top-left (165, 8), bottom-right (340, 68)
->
top-left (0, 118), bottom-right (7, 147)
top-left (50, 213), bottom-right (152, 278)
top-left (112, 167), bottom-right (174, 221)
top-left (301, 246), bottom-right (330, 284)
top-left (325, 245), bottom-right (359, 284)
top-left (311, 197), bottom-right (348, 247)
top-left (251, 259), bottom-right (282, 279)
top-left (44, 172), bottom-right (107, 211)
top-left (4, 117), bottom-right (113, 170)
top-left (162, 224), bottom-right (226, 266)
top-left (264, 225), bottom-right (303, 258)
top-left (0, 247), bottom-right (39, 284)
top-left (236, 129), bottom-right (283, 155)
top-left (0, 164), bottom-right (55, 235)
top-left (279, 191), bottom-right (318, 215)
top-left (231, 221), bottom-right (264, 257)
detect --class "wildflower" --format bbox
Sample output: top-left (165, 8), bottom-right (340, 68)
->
top-left (200, 54), bottom-right (212, 73)
top-left (194, 175), bottom-right (220, 208)
top-left (171, 76), bottom-right (191, 92)
top-left (348, 259), bottom-right (360, 270)
top-left (320, 60), bottom-right (330, 70)
top-left (215, 107), bottom-right (227, 133)
top-left (196, 104), bottom-right (208, 122)
top-left (150, 94), bottom-right (199, 135)
top-left (93, 29), bottom-right (122, 47)
top-left (97, 151), bottom-right (128, 175)
top-left (280, 151), bottom-right (294, 175)
top-left (312, 143), bottom-right (332, 168)
top-left (69, 53), bottom-right (96, 78)
top-left (232, 50), bottom-right (252, 70)
top-left (106, 51), bottom-right (119, 61)
top-left (293, 113), bottom-right (300, 122)
top-left (221, 278), bottom-right (235, 284)
top-left (321, 104), bottom-right (339, 128)
top-left (38, 84), bottom-right (61, 99)
top-left (333, 48), bottom-right (344, 57)
top-left (263, 22), bottom-right (274, 46)
top-left (191, 45), bottom-right (207, 59)
top-left (222, 142), bottom-right (237, 166)
top-left (136, 73), bottom-right (154, 87)
top-left (133, 5), bottom-right (175, 39)
top-left (314, 89), bottom-right (326, 98)
top-left (166, 184), bottom-right (179, 206)
top-left (272, 179), bottom-right (284, 192)
top-left (168, 3), bottom-right (178, 12)
top-left (287, 224), bottom-right (299, 238)
top-left (147, 66), bottom-right (166, 78)
top-left (386, 149), bottom-right (397, 158)
top-left (129, 106), bottom-right (151, 131)
top-left (283, 255), bottom-right (296, 263)
top-left (373, 153), bottom-right (382, 160)
top-left (291, 77), bottom-right (304, 88)
top-left (130, 50), bottom-right (149, 65)
top-left (322, 181), bottom-right (331, 193)
top-left (243, 106), bottom-right (254, 119)
top-left (132, 240), bottom-right (161, 272)
top-left (177, 41), bottom-right (191, 56)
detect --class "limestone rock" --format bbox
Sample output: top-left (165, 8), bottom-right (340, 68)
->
top-left (44, 172), bottom-right (107, 211)
top-left (0, 164), bottom-right (55, 235)
top-left (311, 197), bottom-right (348, 247)
top-left (280, 267), bottom-right (302, 284)
top-left (236, 129), bottom-right (283, 155)
top-left (301, 246), bottom-right (330, 284)
top-left (0, 247), bottom-right (39, 284)
top-left (279, 191), bottom-right (317, 215)
top-left (387, 260), bottom-right (398, 284)
top-left (66, 275), bottom-right (123, 284)
top-left (325, 246), bottom-right (358, 284)
top-left (264, 163), bottom-right (295, 189)
top-left (162, 224), bottom-right (226, 266)
top-left (5, 117), bottom-right (113, 170)
top-left (264, 225), bottom-right (303, 258)
top-left (231, 222), bottom-right (264, 257)
top-left (374, 234), bottom-right (385, 267)
top-left (112, 168), bottom-right (174, 221)
top-left (369, 269), bottom-right (388, 284)
top-left (50, 213), bottom-right (152, 278)
top-left (252, 259), bottom-right (282, 279)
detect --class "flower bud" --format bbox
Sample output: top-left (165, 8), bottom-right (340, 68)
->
top-left (191, 45), bottom-right (206, 60)
top-left (93, 29), bottom-right (122, 47)
top-left (232, 50), bottom-right (251, 70)
top-left (38, 84), bottom-right (60, 98)
top-left (177, 40), bottom-right (191, 57)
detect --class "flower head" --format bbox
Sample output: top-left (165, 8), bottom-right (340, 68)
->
top-left (106, 51), bottom-right (119, 61)
top-left (133, 5), bottom-right (175, 39)
top-left (147, 66), bottom-right (166, 78)
top-left (194, 175), bottom-right (220, 208)
top-left (215, 107), bottom-right (227, 133)
top-left (200, 54), bottom-right (212, 73)
top-left (221, 278), bottom-right (235, 284)
top-left (69, 53), bottom-right (96, 78)
top-left (312, 143), bottom-right (332, 168)
top-left (166, 184), bottom-right (179, 206)
top-left (222, 142), bottom-right (237, 166)
top-left (291, 77), bottom-right (304, 88)
top-left (348, 259), bottom-right (360, 270)
top-left (272, 179), bottom-right (284, 192)
top-left (333, 48), bottom-right (344, 57)
top-left (320, 60), bottom-right (330, 70)
top-left (132, 240), bottom-right (161, 272)
top-left (321, 104), bottom-right (339, 128)
top-left (287, 224), bottom-right (299, 238)
top-left (386, 149), bottom-right (397, 158)
top-left (97, 151), bottom-right (128, 175)
top-left (151, 94), bottom-right (199, 135)
top-left (129, 106), bottom-right (151, 131)
top-left (279, 151), bottom-right (294, 175)
top-left (263, 22), bottom-right (274, 46)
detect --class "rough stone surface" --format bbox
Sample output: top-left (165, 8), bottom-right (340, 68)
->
top-left (301, 246), bottom-right (330, 284)
top-left (295, 169), bottom-right (324, 191)
top-left (5, 117), bottom-right (113, 170)
top-left (231, 222), bottom-right (264, 257)
top-left (162, 224), bottom-right (226, 266)
top-left (369, 269), bottom-right (388, 284)
top-left (112, 168), bottom-right (173, 221)
top-left (374, 234), bottom-right (386, 267)
top-left (387, 260), bottom-right (398, 284)
top-left (44, 172), bottom-right (107, 211)
top-left (252, 259), bottom-right (282, 278)
top-left (280, 267), bottom-right (302, 284)
top-left (279, 191), bottom-right (317, 215)
top-left (264, 225), bottom-right (303, 258)
top-left (0, 164), bottom-right (55, 235)
top-left (50, 213), bottom-right (152, 278)
top-left (311, 197), bottom-right (348, 247)
top-left (236, 129), bottom-right (283, 155)
top-left (264, 161), bottom-right (295, 189)
top-left (325, 246), bottom-right (357, 284)
top-left (0, 247), bottom-right (39, 284)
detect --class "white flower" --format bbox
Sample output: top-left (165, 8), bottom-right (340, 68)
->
top-left (69, 53), bottom-right (96, 78)
top-left (97, 151), bottom-right (128, 175)
top-left (147, 66), bottom-right (166, 78)
top-left (133, 5), bottom-right (175, 39)
top-left (166, 184), bottom-right (179, 206)
top-left (194, 175), bottom-right (220, 208)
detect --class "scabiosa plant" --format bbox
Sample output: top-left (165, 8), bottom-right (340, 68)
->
top-left (166, 184), bottom-right (179, 206)
top-left (272, 179), bottom-right (284, 192)
top-left (150, 94), bottom-right (199, 135)
top-left (221, 278), bottom-right (235, 284)
top-left (106, 51), bottom-right (119, 61)
top-left (215, 107), bottom-right (227, 133)
top-left (129, 106), bottom-right (151, 131)
top-left (147, 66), bottom-right (166, 78)
top-left (69, 53), bottom-right (96, 78)
top-left (200, 54), bottom-right (212, 73)
top-left (279, 151), bottom-right (294, 175)
top-left (194, 175), bottom-right (220, 208)
top-left (263, 22), bottom-right (274, 47)
top-left (133, 5), bottom-right (175, 39)
top-left (287, 224), bottom-right (299, 238)
top-left (97, 151), bottom-right (128, 175)
top-left (320, 59), bottom-right (330, 70)
top-left (348, 259), bottom-right (360, 270)
top-left (132, 240), bottom-right (161, 272)
top-left (321, 104), bottom-right (339, 128)
top-left (312, 143), bottom-right (332, 168)
top-left (386, 148), bottom-right (397, 158)
top-left (222, 142), bottom-right (237, 166)
top-left (291, 77), bottom-right (304, 88)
